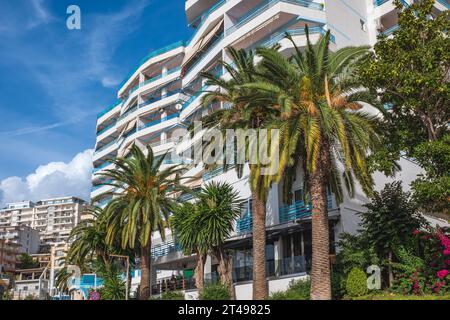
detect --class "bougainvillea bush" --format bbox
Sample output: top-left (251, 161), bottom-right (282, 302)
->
top-left (393, 228), bottom-right (450, 295)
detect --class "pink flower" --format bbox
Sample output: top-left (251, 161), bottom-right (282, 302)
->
top-left (444, 249), bottom-right (450, 256)
top-left (412, 229), bottom-right (420, 236)
top-left (436, 270), bottom-right (449, 279)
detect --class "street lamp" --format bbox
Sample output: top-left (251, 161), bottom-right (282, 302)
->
top-left (109, 254), bottom-right (130, 300)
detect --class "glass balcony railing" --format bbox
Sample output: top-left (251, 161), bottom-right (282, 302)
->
top-left (382, 24), bottom-right (399, 36)
top-left (437, 0), bottom-right (449, 9)
top-left (138, 113), bottom-right (179, 131)
top-left (94, 140), bottom-right (117, 155)
top-left (225, 0), bottom-right (324, 36)
top-left (151, 239), bottom-right (182, 258)
top-left (188, 0), bottom-right (226, 30)
top-left (373, 0), bottom-right (409, 7)
top-left (236, 211), bottom-right (253, 235)
top-left (96, 122), bottom-right (116, 136)
top-left (92, 161), bottom-right (112, 173)
top-left (279, 196), bottom-right (333, 223)
top-left (139, 89), bottom-right (183, 108)
top-left (261, 25), bottom-right (335, 48)
top-left (97, 100), bottom-right (122, 119)
top-left (118, 40), bottom-right (186, 90)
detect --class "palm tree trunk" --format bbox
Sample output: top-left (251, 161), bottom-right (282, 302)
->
top-left (252, 193), bottom-right (267, 300)
top-left (214, 247), bottom-right (235, 299)
top-left (195, 252), bottom-right (206, 290)
top-left (309, 157), bottom-right (332, 300)
top-left (139, 239), bottom-right (152, 300)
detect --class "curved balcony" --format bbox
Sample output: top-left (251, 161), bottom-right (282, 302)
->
top-left (116, 89), bottom-right (183, 130)
top-left (97, 100), bottom-right (122, 125)
top-left (118, 41), bottom-right (185, 96)
top-left (120, 67), bottom-right (182, 113)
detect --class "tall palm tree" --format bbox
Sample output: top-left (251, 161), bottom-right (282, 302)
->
top-left (199, 48), bottom-right (277, 299)
top-left (99, 145), bottom-right (186, 300)
top-left (251, 27), bottom-right (383, 299)
top-left (171, 202), bottom-right (208, 290)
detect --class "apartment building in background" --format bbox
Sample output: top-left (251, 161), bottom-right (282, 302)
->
top-left (0, 197), bottom-right (89, 247)
top-left (91, 0), bottom-right (449, 299)
top-left (0, 225), bottom-right (40, 256)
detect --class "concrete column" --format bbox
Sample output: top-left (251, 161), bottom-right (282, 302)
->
top-left (204, 255), bottom-right (212, 282)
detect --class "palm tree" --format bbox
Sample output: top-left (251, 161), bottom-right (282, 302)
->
top-left (171, 202), bottom-right (208, 290)
top-left (99, 145), bottom-right (187, 300)
top-left (67, 206), bottom-right (110, 266)
top-left (196, 181), bottom-right (242, 296)
top-left (252, 27), bottom-right (382, 299)
top-left (172, 182), bottom-right (241, 295)
top-left (199, 48), bottom-right (277, 299)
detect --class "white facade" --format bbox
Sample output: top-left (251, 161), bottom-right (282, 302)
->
top-left (0, 225), bottom-right (40, 255)
top-left (91, 0), bottom-right (448, 298)
top-left (0, 197), bottom-right (88, 247)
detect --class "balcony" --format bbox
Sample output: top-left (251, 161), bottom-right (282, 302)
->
top-left (225, 0), bottom-right (325, 36)
top-left (118, 41), bottom-right (186, 95)
top-left (97, 100), bottom-right (122, 120)
top-left (236, 212), bottom-right (253, 235)
top-left (279, 196), bottom-right (333, 223)
top-left (151, 239), bottom-right (182, 258)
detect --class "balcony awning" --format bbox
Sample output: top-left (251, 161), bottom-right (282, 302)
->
top-left (119, 140), bottom-right (135, 158)
top-left (118, 118), bottom-right (137, 140)
top-left (182, 19), bottom-right (223, 68)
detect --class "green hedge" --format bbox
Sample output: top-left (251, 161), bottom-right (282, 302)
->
top-left (269, 279), bottom-right (310, 300)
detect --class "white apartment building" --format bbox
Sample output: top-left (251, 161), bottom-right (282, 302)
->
top-left (0, 197), bottom-right (88, 247)
top-left (91, 0), bottom-right (448, 299)
top-left (0, 225), bottom-right (40, 255)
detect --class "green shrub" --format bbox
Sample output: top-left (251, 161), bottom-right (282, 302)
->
top-left (346, 268), bottom-right (368, 297)
top-left (161, 291), bottom-right (185, 300)
top-left (269, 279), bottom-right (310, 300)
top-left (199, 283), bottom-right (231, 300)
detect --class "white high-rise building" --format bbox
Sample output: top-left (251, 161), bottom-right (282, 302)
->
top-left (91, 0), bottom-right (448, 299)
top-left (0, 197), bottom-right (89, 247)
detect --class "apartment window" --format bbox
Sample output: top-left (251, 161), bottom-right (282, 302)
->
top-left (23, 286), bottom-right (28, 291)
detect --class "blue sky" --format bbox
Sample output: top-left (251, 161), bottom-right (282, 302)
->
top-left (0, 0), bottom-right (192, 204)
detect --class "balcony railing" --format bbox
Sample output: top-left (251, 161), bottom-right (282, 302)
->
top-left (279, 196), bottom-right (333, 223)
top-left (188, 0), bottom-right (226, 29)
top-left (225, 0), bottom-right (324, 36)
top-left (94, 140), bottom-right (117, 155)
top-left (138, 113), bottom-right (179, 130)
top-left (382, 24), bottom-right (399, 36)
top-left (262, 25), bottom-right (335, 48)
top-left (151, 239), bottom-right (182, 258)
top-left (97, 100), bottom-right (122, 119)
top-left (118, 40), bottom-right (186, 91)
top-left (373, 0), bottom-right (409, 7)
top-left (236, 211), bottom-right (253, 235)
top-left (96, 122), bottom-right (116, 136)
top-left (151, 275), bottom-right (196, 295)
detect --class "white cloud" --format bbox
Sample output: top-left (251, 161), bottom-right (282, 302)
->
top-left (0, 149), bottom-right (93, 206)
